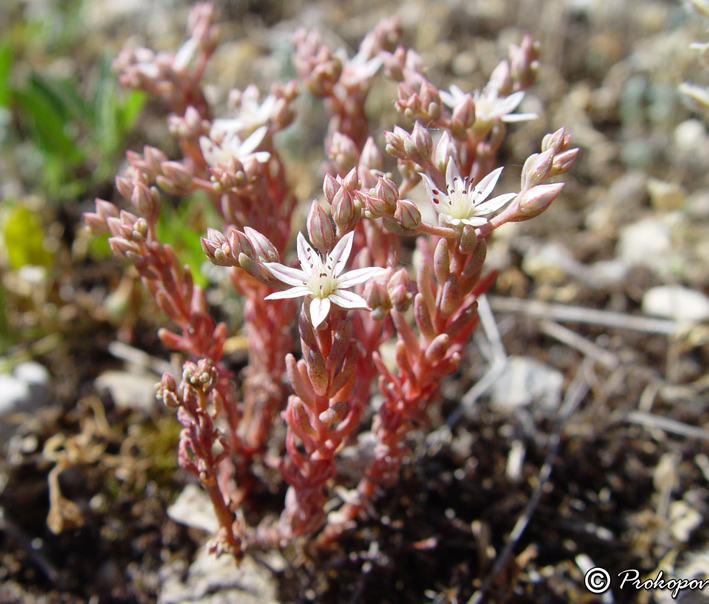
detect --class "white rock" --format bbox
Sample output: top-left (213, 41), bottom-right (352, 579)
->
top-left (0, 374), bottom-right (31, 416)
top-left (490, 356), bottom-right (563, 411)
top-left (14, 360), bottom-right (50, 387)
top-left (95, 370), bottom-right (159, 412)
top-left (167, 484), bottom-right (219, 534)
top-left (159, 548), bottom-right (280, 604)
top-left (0, 361), bottom-right (51, 442)
top-left (616, 218), bottom-right (673, 272)
top-left (642, 285), bottom-right (709, 323)
top-left (674, 119), bottom-right (707, 155)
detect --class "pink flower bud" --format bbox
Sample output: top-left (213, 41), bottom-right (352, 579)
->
top-left (323, 173), bottom-right (339, 205)
top-left (332, 188), bottom-right (358, 233)
top-left (363, 280), bottom-right (391, 318)
top-left (360, 137), bottom-right (383, 171)
top-left (109, 236), bottom-right (141, 260)
top-left (115, 176), bottom-right (135, 199)
top-left (375, 177), bottom-right (399, 213)
top-left (412, 121), bottom-right (432, 159)
top-left (161, 161), bottom-right (194, 190)
top-left (515, 183), bottom-right (564, 220)
top-left (384, 126), bottom-right (409, 160)
top-left (522, 149), bottom-right (554, 189)
top-left (434, 131), bottom-right (454, 172)
top-left (541, 127), bottom-right (567, 154)
top-left (329, 132), bottom-right (359, 172)
top-left (243, 227), bottom-right (279, 262)
top-left (306, 200), bottom-right (335, 252)
top-left (550, 148), bottom-right (578, 176)
top-left (394, 199), bottom-right (421, 230)
top-left (230, 229), bottom-right (254, 258)
top-left (144, 146), bottom-right (168, 173)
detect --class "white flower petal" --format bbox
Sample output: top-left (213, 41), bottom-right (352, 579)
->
top-left (239, 125), bottom-right (268, 155)
top-left (461, 216), bottom-right (489, 227)
top-left (501, 112), bottom-right (538, 123)
top-left (252, 151), bottom-right (271, 163)
top-left (265, 287), bottom-right (310, 300)
top-left (493, 91), bottom-right (525, 117)
top-left (296, 232), bottom-right (315, 277)
top-left (477, 192), bottom-right (516, 214)
top-left (329, 232), bottom-right (354, 277)
top-left (329, 290), bottom-right (370, 310)
top-left (199, 136), bottom-right (216, 165)
top-left (310, 296), bottom-right (331, 328)
top-left (264, 262), bottom-right (308, 287)
top-left (475, 166), bottom-right (505, 202)
top-left (338, 266), bottom-right (385, 289)
top-left (173, 38), bottom-right (197, 70)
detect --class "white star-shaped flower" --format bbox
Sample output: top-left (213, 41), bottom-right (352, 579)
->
top-left (440, 84), bottom-right (537, 124)
top-left (264, 231), bottom-right (384, 328)
top-left (212, 85), bottom-right (277, 136)
top-left (421, 160), bottom-right (517, 227)
top-left (199, 124), bottom-right (270, 167)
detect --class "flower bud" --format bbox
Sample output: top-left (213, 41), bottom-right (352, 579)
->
top-left (450, 95), bottom-right (475, 139)
top-left (323, 173), bottom-right (339, 205)
top-left (243, 226), bottom-right (279, 262)
top-left (161, 161), bottom-right (195, 190)
top-left (375, 177), bottom-right (399, 213)
top-left (387, 268), bottom-right (412, 311)
top-left (412, 121), bottom-right (432, 159)
top-left (306, 200), bottom-right (335, 252)
top-left (363, 280), bottom-right (391, 320)
top-left (332, 188), bottom-right (358, 233)
top-left (115, 176), bottom-right (135, 199)
top-left (384, 126), bottom-right (410, 160)
top-left (433, 131), bottom-right (454, 172)
top-left (515, 183), bottom-right (564, 220)
top-left (230, 229), bottom-right (254, 258)
top-left (131, 182), bottom-right (159, 220)
top-left (394, 199), bottom-right (421, 230)
top-left (360, 137), bottom-right (383, 171)
top-left (521, 148), bottom-right (554, 189)
top-left (144, 145), bottom-right (168, 173)
top-left (329, 132), bottom-right (359, 172)
top-left (550, 148), bottom-right (578, 177)
top-left (541, 127), bottom-right (567, 154)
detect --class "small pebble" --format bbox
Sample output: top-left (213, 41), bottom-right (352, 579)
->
top-left (642, 285), bottom-right (709, 323)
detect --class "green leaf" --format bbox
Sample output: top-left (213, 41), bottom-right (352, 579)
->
top-left (2, 204), bottom-right (54, 270)
top-left (14, 83), bottom-right (83, 164)
top-left (0, 42), bottom-right (12, 108)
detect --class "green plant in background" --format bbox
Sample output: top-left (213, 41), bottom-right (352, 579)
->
top-left (9, 55), bottom-right (146, 199)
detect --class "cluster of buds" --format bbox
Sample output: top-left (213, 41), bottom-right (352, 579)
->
top-left (113, 2), bottom-right (218, 117)
top-left (87, 5), bottom-right (577, 560)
